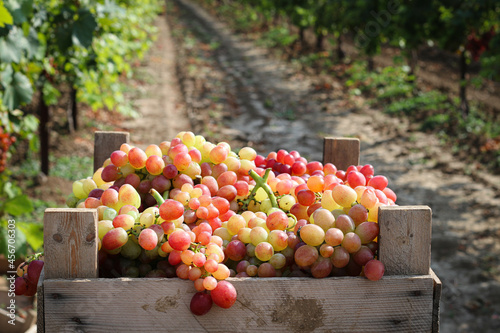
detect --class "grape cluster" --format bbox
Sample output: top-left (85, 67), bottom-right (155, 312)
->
top-left (14, 259), bottom-right (44, 297)
top-left (0, 127), bottom-right (16, 173)
top-left (19, 131), bottom-right (397, 315)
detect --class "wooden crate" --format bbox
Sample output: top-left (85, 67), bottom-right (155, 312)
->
top-left (37, 132), bottom-right (442, 332)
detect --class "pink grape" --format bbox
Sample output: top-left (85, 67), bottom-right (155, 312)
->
top-left (331, 246), bottom-right (350, 268)
top-left (102, 228), bottom-right (128, 250)
top-left (14, 276), bottom-right (27, 296)
top-left (190, 292), bottom-right (213, 316)
top-left (266, 210), bottom-right (289, 231)
top-left (138, 229), bottom-right (158, 251)
top-left (101, 164), bottom-right (119, 182)
top-left (364, 259), bottom-right (385, 281)
top-left (26, 260), bottom-right (44, 286)
top-left (146, 155), bottom-right (165, 175)
top-left (353, 246), bottom-right (374, 266)
top-left (257, 263), bottom-right (277, 277)
top-left (211, 281), bottom-right (237, 309)
top-left (159, 199), bottom-right (184, 221)
top-left (342, 232), bottom-right (362, 253)
top-left (294, 245), bottom-right (319, 267)
top-left (325, 227), bottom-right (344, 246)
top-left (311, 257), bottom-right (333, 278)
top-left (110, 150), bottom-right (129, 167)
top-left (128, 147), bottom-right (147, 169)
top-left (168, 230), bottom-right (191, 251)
top-left (355, 222), bottom-right (380, 244)
top-left (368, 175), bottom-right (388, 190)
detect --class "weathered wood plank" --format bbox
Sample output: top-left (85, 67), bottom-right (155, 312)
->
top-left (378, 206), bottom-right (432, 275)
top-left (43, 208), bottom-right (98, 279)
top-left (93, 131), bottom-right (130, 172)
top-left (43, 275), bottom-right (434, 332)
top-left (430, 269), bottom-right (442, 333)
top-left (323, 137), bottom-right (360, 171)
top-left (36, 285), bottom-right (44, 333)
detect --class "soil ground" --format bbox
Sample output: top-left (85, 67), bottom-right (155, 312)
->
top-left (17, 1), bottom-right (500, 332)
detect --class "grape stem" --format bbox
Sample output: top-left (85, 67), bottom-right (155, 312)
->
top-left (149, 188), bottom-right (165, 205)
top-left (248, 168), bottom-right (278, 208)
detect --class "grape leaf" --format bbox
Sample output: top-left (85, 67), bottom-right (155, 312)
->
top-left (0, 224), bottom-right (28, 258)
top-left (0, 29), bottom-right (22, 62)
top-left (73, 8), bottom-right (97, 48)
top-left (2, 71), bottom-right (34, 109)
top-left (0, 1), bottom-right (13, 27)
top-left (4, 194), bottom-right (33, 216)
top-left (17, 221), bottom-right (43, 252)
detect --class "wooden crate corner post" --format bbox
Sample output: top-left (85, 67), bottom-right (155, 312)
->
top-left (323, 137), bottom-right (360, 171)
top-left (93, 131), bottom-right (130, 172)
top-left (38, 208), bottom-right (99, 333)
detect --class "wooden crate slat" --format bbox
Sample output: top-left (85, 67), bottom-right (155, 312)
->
top-left (43, 208), bottom-right (98, 279)
top-left (430, 268), bottom-right (442, 333)
top-left (323, 137), bottom-right (360, 170)
top-left (93, 131), bottom-right (130, 172)
top-left (43, 275), bottom-right (434, 333)
top-left (378, 206), bottom-right (432, 275)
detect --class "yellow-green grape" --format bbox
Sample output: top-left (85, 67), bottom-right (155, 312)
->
top-left (278, 194), bottom-right (295, 211)
top-left (259, 198), bottom-right (272, 214)
top-left (97, 220), bottom-right (114, 240)
top-left (248, 200), bottom-right (260, 212)
top-left (237, 227), bottom-right (252, 243)
top-left (93, 168), bottom-right (106, 187)
top-left (182, 131), bottom-right (196, 147)
top-left (224, 156), bottom-right (241, 172)
top-left (120, 238), bottom-right (141, 260)
top-left (120, 163), bottom-right (135, 177)
top-left (194, 135), bottom-right (206, 149)
top-left (66, 193), bottom-right (79, 208)
top-left (183, 162), bottom-right (201, 179)
top-left (238, 147), bottom-right (257, 161)
top-left (266, 207), bottom-right (282, 216)
top-left (143, 206), bottom-right (159, 217)
top-left (254, 187), bottom-right (268, 201)
top-left (103, 207), bottom-right (118, 221)
top-left (321, 190), bottom-right (341, 211)
top-left (72, 180), bottom-right (87, 199)
top-left (214, 227), bottom-right (232, 241)
top-left (82, 178), bottom-right (97, 195)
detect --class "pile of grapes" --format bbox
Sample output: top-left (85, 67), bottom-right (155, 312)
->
top-left (18, 131), bottom-right (396, 315)
top-left (0, 126), bottom-right (16, 173)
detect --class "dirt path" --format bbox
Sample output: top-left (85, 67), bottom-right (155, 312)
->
top-left (120, 15), bottom-right (190, 146)
top-left (167, 1), bottom-right (500, 332)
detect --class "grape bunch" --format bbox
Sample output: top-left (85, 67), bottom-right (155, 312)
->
top-left (20, 131), bottom-right (397, 315)
top-left (13, 259), bottom-right (44, 297)
top-left (0, 127), bottom-right (16, 173)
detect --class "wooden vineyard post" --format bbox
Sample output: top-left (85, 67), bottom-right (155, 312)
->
top-left (38, 208), bottom-right (99, 333)
top-left (323, 137), bottom-right (360, 171)
top-left (93, 131), bottom-right (130, 172)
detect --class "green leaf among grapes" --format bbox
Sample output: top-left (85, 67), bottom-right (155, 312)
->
top-left (0, 1), bottom-right (13, 27)
top-left (73, 8), bottom-right (97, 48)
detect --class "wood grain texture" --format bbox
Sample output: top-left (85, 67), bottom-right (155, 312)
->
top-left (42, 275), bottom-right (434, 333)
top-left (430, 269), bottom-right (442, 333)
top-left (93, 131), bottom-right (130, 172)
top-left (378, 206), bottom-right (432, 275)
top-left (323, 137), bottom-right (360, 171)
top-left (37, 285), bottom-right (44, 333)
top-left (43, 208), bottom-right (98, 279)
